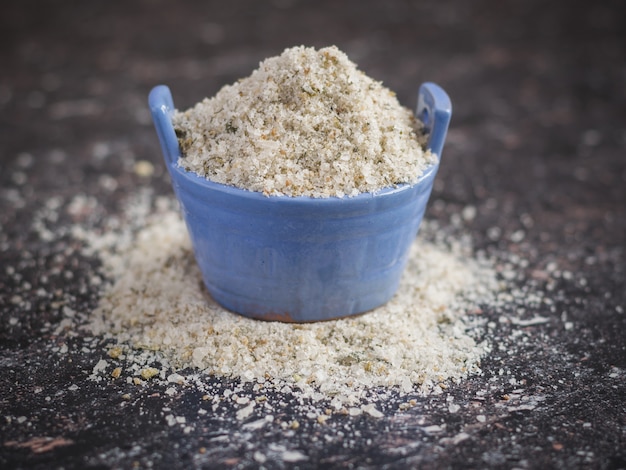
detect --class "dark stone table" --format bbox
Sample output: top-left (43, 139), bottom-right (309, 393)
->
top-left (1, 0), bottom-right (624, 468)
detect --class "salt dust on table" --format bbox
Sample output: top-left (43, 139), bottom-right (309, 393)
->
top-left (72, 191), bottom-right (503, 408)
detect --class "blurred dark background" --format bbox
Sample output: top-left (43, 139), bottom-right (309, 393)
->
top-left (1, 1), bottom-right (625, 468)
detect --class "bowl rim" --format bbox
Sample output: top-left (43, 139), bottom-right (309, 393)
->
top-left (148, 82), bottom-right (451, 204)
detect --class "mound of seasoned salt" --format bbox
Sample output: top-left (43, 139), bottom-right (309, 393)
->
top-left (173, 45), bottom-right (436, 198)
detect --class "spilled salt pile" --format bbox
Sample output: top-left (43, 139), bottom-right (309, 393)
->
top-left (84, 199), bottom-right (501, 402)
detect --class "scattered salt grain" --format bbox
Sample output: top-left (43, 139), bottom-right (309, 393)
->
top-left (253, 451), bottom-right (267, 463)
top-left (93, 359), bottom-right (108, 374)
top-left (487, 227), bottom-right (501, 241)
top-left (140, 367), bottom-right (159, 380)
top-left (282, 450), bottom-right (308, 462)
top-left (462, 205), bottom-right (477, 221)
top-left (242, 418), bottom-right (271, 431)
top-left (510, 316), bottom-right (550, 326)
top-left (235, 396), bottom-right (250, 405)
top-left (441, 432), bottom-right (471, 446)
top-left (133, 160), bottom-right (155, 178)
top-left (510, 230), bottom-right (525, 243)
top-left (173, 45), bottom-right (436, 198)
top-left (236, 402), bottom-right (255, 421)
top-left (448, 403), bottom-right (461, 413)
top-left (362, 404), bottom-right (384, 418)
top-left (423, 424), bottom-right (444, 434)
top-left (167, 373), bottom-right (186, 384)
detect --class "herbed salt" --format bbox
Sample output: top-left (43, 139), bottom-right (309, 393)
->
top-left (173, 45), bottom-right (436, 198)
top-left (85, 205), bottom-right (499, 400)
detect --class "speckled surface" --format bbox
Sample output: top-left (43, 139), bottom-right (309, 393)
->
top-left (1, 0), bottom-right (625, 468)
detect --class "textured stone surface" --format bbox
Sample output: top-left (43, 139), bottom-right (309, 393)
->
top-left (1, 0), bottom-right (625, 468)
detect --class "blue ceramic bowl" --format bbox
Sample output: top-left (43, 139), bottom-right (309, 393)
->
top-left (149, 82), bottom-right (451, 322)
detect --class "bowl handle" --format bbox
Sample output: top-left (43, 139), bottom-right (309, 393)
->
top-left (149, 85), bottom-right (181, 165)
top-left (417, 82), bottom-right (452, 158)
